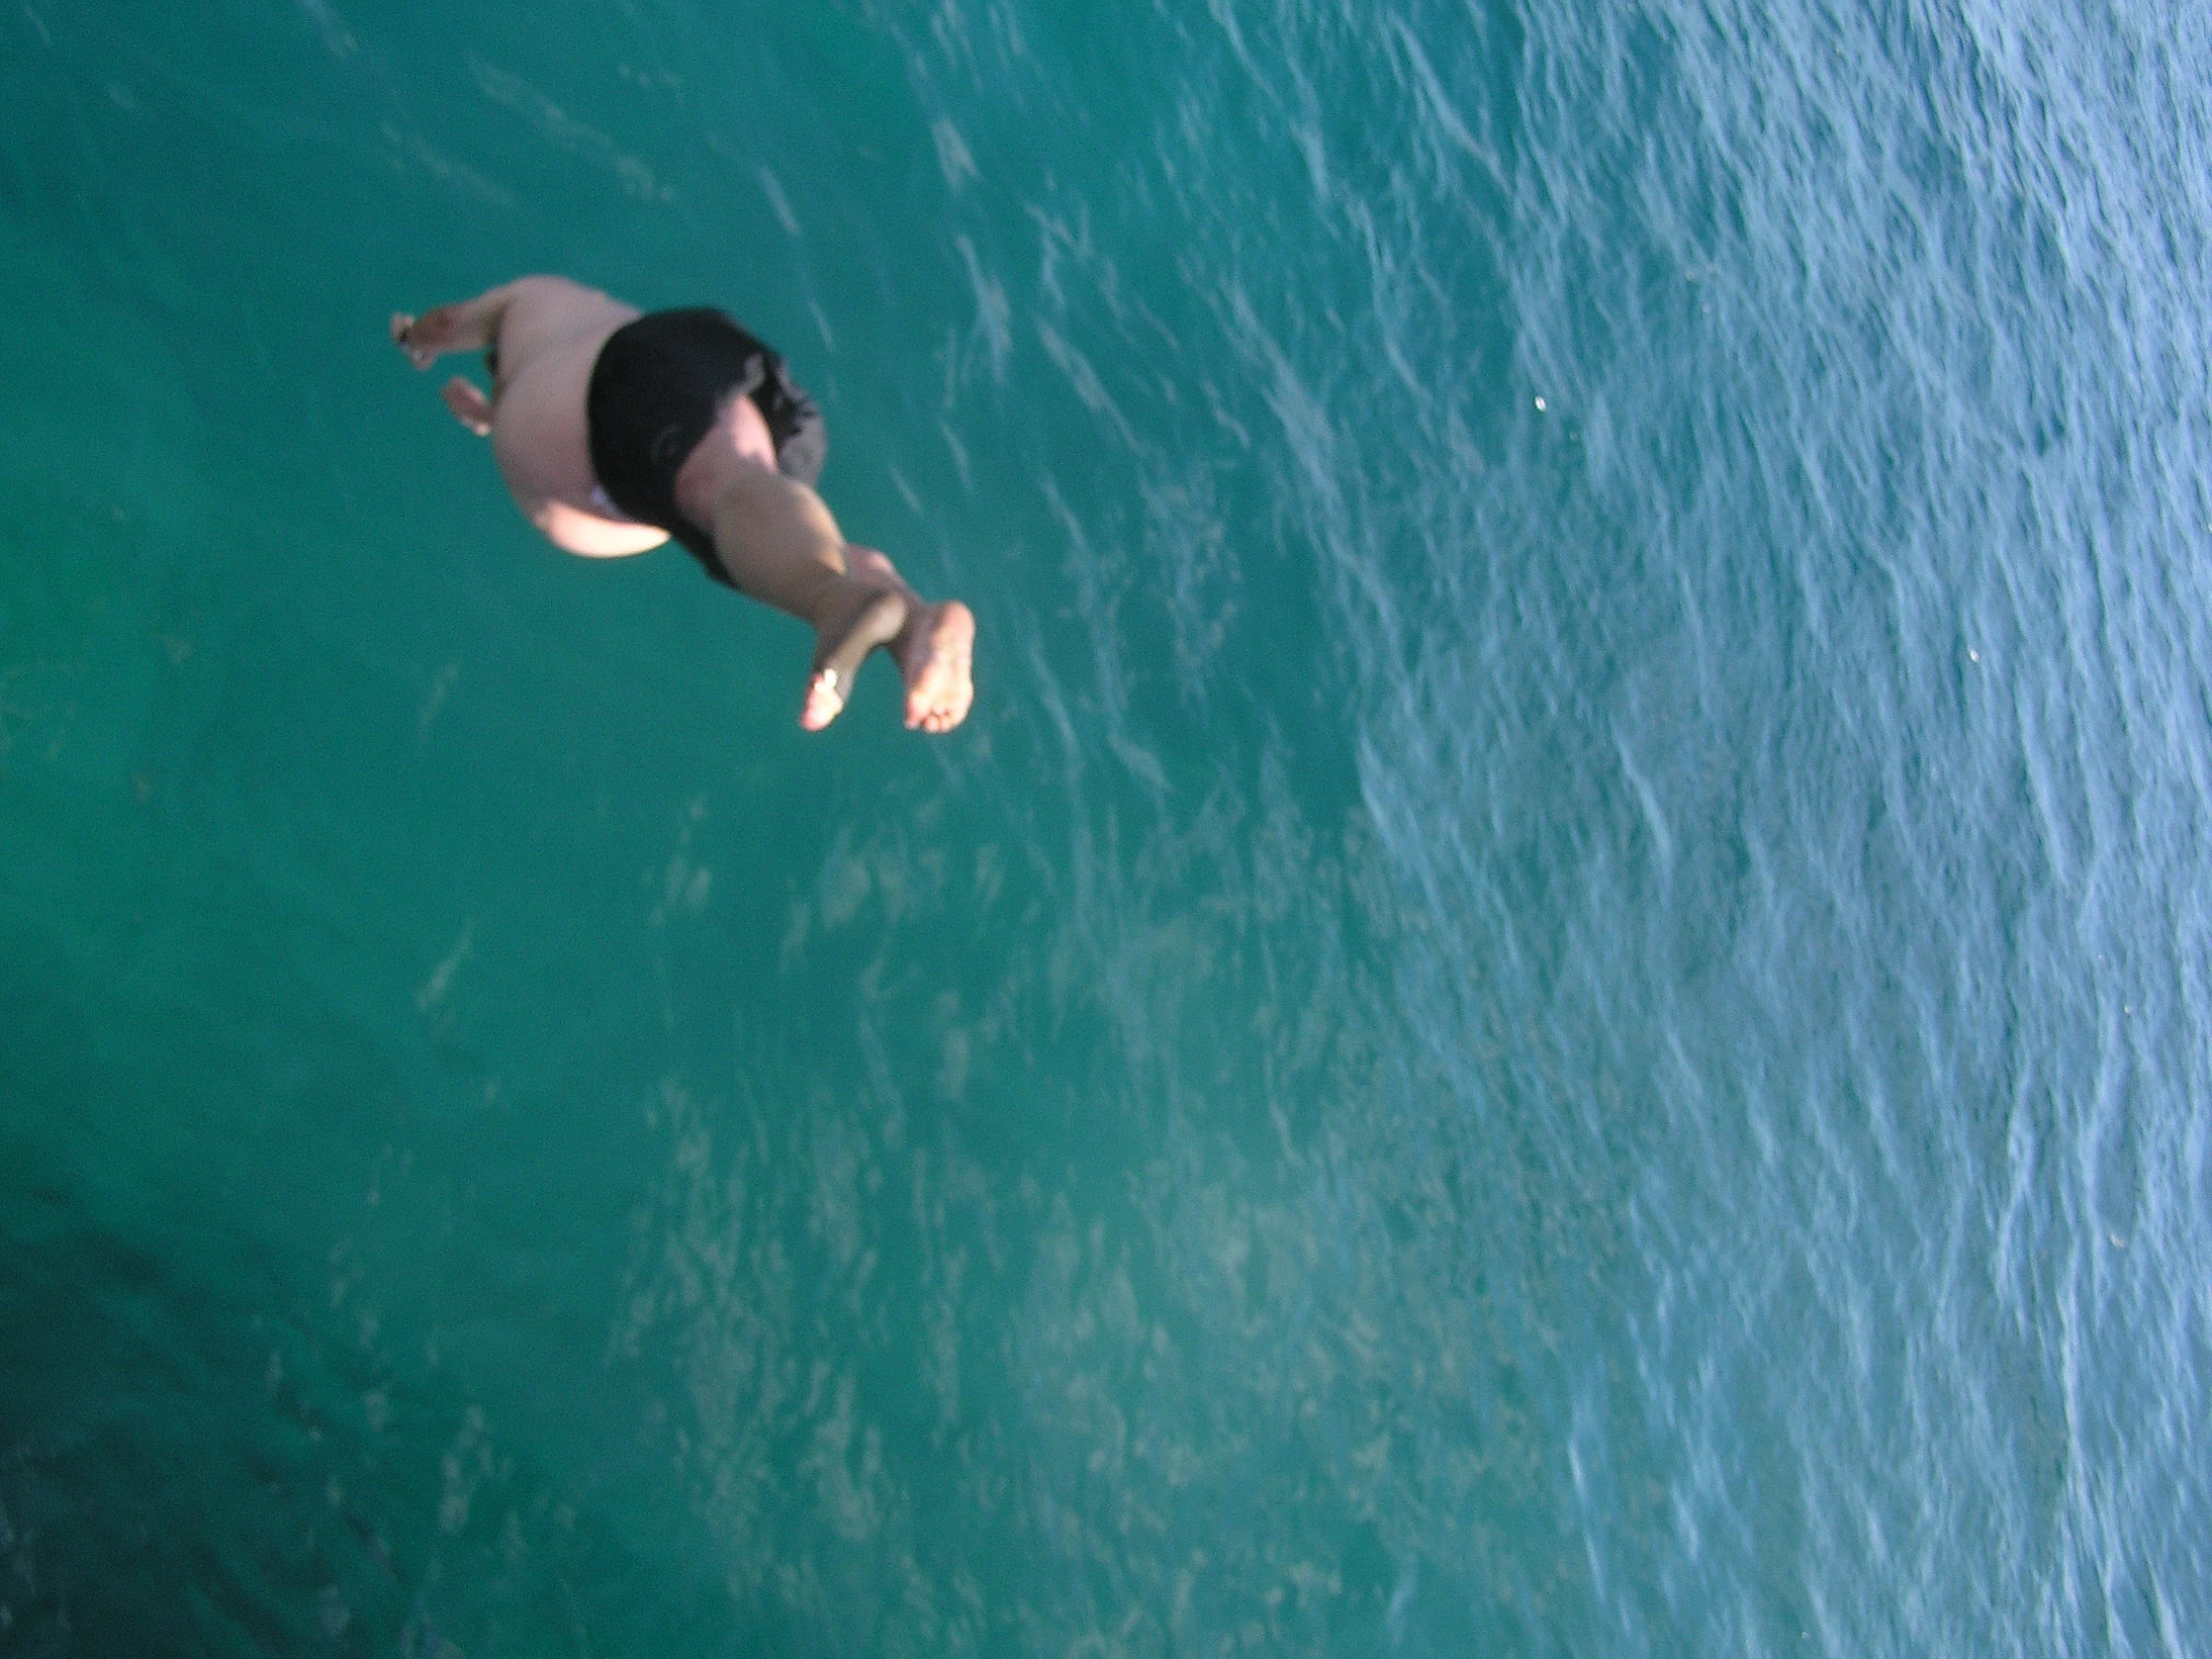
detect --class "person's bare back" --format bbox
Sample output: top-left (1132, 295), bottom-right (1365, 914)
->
top-left (392, 276), bottom-right (973, 733)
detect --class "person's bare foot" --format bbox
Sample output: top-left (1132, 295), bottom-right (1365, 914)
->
top-left (845, 549), bottom-right (975, 733)
top-left (895, 601), bottom-right (975, 732)
top-left (802, 585), bottom-right (910, 731)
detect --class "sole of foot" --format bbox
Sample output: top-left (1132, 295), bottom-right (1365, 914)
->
top-left (898, 601), bottom-right (975, 734)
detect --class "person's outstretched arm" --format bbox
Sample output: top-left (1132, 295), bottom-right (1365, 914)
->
top-left (389, 281), bottom-right (519, 368)
top-left (390, 283), bottom-right (523, 435)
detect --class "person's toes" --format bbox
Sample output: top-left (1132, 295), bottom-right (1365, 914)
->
top-left (801, 670), bottom-right (845, 731)
top-left (901, 602), bottom-right (974, 732)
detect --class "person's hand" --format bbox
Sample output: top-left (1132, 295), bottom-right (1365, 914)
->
top-left (441, 376), bottom-right (494, 436)
top-left (390, 312), bottom-right (438, 370)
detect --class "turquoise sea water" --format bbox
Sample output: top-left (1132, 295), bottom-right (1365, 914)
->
top-left (4, 0), bottom-right (2210, 1652)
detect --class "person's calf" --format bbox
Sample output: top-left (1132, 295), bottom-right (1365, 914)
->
top-left (702, 466), bottom-right (853, 618)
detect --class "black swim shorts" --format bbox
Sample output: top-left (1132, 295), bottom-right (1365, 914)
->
top-left (585, 308), bottom-right (828, 586)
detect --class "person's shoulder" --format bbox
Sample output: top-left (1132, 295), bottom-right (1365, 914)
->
top-left (508, 274), bottom-right (610, 303)
top-left (498, 277), bottom-right (643, 342)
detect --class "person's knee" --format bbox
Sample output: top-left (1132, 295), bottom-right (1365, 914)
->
top-left (729, 395), bottom-right (779, 469)
top-left (702, 455), bottom-right (786, 524)
top-left (713, 460), bottom-right (832, 531)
